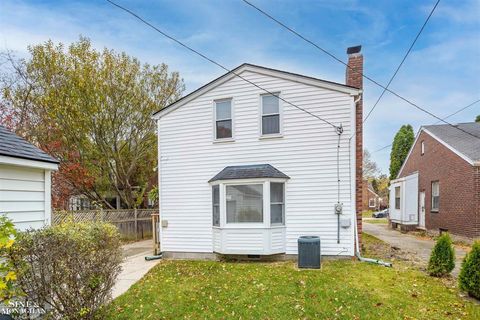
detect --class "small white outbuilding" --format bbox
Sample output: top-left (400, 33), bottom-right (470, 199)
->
top-left (0, 125), bottom-right (59, 230)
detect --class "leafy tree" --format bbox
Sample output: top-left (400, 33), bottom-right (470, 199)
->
top-left (427, 233), bottom-right (455, 277)
top-left (363, 149), bottom-right (379, 179)
top-left (459, 241), bottom-right (480, 299)
top-left (389, 124), bottom-right (414, 180)
top-left (371, 174), bottom-right (389, 200)
top-left (0, 38), bottom-right (184, 208)
top-left (476, 115), bottom-right (480, 123)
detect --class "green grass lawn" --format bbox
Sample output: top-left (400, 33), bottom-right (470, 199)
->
top-left (364, 218), bottom-right (389, 224)
top-left (102, 235), bottom-right (479, 319)
top-left (362, 210), bottom-right (374, 218)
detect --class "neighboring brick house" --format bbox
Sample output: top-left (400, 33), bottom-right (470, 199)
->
top-left (362, 180), bottom-right (382, 211)
top-left (389, 122), bottom-right (480, 239)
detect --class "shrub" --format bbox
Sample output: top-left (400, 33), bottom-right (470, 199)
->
top-left (459, 241), bottom-right (480, 299)
top-left (427, 233), bottom-right (455, 277)
top-left (0, 215), bottom-right (18, 302)
top-left (9, 221), bottom-right (123, 319)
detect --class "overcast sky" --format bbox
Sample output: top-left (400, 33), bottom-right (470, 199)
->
top-left (1, 0), bottom-right (479, 173)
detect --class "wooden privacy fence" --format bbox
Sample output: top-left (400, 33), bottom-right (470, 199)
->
top-left (52, 209), bottom-right (157, 240)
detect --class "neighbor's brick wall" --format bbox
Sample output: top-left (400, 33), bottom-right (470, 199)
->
top-left (399, 131), bottom-right (479, 238)
top-left (346, 53), bottom-right (363, 240)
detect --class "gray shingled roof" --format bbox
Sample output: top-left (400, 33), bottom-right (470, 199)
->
top-left (0, 125), bottom-right (59, 164)
top-left (209, 164), bottom-right (290, 182)
top-left (423, 122), bottom-right (480, 163)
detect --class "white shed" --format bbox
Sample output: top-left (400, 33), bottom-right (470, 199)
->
top-left (389, 172), bottom-right (419, 227)
top-left (0, 125), bottom-right (59, 230)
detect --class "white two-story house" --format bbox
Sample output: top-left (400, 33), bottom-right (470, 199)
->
top-left (153, 46), bottom-right (364, 258)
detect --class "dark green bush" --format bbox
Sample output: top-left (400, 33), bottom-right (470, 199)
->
top-left (427, 233), bottom-right (455, 277)
top-left (459, 241), bottom-right (480, 299)
top-left (9, 221), bottom-right (123, 319)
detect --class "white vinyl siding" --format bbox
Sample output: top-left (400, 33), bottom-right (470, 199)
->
top-left (0, 164), bottom-right (51, 230)
top-left (158, 70), bottom-right (356, 255)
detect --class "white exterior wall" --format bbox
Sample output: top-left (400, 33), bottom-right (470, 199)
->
top-left (0, 164), bottom-right (53, 230)
top-left (158, 70), bottom-right (356, 256)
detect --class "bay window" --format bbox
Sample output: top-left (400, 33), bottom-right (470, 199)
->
top-left (211, 180), bottom-right (286, 227)
top-left (210, 164), bottom-right (289, 255)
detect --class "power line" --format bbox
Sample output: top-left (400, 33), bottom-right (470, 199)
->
top-left (363, 0), bottom-right (440, 123)
top-left (433, 99), bottom-right (480, 124)
top-left (373, 98), bottom-right (480, 153)
top-left (241, 0), bottom-right (480, 140)
top-left (106, 0), bottom-right (339, 131)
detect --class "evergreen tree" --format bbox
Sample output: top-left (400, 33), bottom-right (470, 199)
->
top-left (427, 233), bottom-right (455, 277)
top-left (389, 125), bottom-right (415, 180)
top-left (475, 115), bottom-right (480, 123)
top-left (459, 241), bottom-right (480, 299)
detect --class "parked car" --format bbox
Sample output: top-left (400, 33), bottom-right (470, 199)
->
top-left (372, 209), bottom-right (389, 218)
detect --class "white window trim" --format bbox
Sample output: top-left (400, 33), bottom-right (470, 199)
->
top-left (431, 181), bottom-right (439, 212)
top-left (421, 141), bottom-right (425, 155)
top-left (395, 186), bottom-right (401, 210)
top-left (368, 198), bottom-right (376, 208)
top-left (270, 182), bottom-right (285, 226)
top-left (259, 92), bottom-right (283, 138)
top-left (213, 98), bottom-right (234, 142)
top-left (210, 177), bottom-right (287, 229)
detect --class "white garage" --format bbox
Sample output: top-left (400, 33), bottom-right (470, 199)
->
top-left (0, 125), bottom-right (59, 230)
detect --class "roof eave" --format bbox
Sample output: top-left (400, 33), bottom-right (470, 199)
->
top-left (152, 63), bottom-right (361, 120)
top-left (0, 155), bottom-right (59, 170)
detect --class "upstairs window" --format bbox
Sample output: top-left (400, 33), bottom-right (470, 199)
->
top-left (421, 141), bottom-right (425, 155)
top-left (431, 181), bottom-right (440, 212)
top-left (215, 99), bottom-right (232, 139)
top-left (395, 187), bottom-right (401, 209)
top-left (261, 94), bottom-right (281, 135)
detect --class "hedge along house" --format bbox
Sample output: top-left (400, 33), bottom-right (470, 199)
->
top-left (389, 122), bottom-right (480, 239)
top-left (0, 125), bottom-right (59, 230)
top-left (153, 47), bottom-right (364, 258)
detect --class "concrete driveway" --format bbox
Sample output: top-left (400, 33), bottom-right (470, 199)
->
top-left (112, 240), bottom-right (161, 299)
top-left (363, 222), bottom-right (468, 277)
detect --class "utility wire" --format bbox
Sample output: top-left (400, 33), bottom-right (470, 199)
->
top-left (373, 98), bottom-right (480, 153)
top-left (433, 99), bottom-right (480, 124)
top-left (241, 0), bottom-right (480, 140)
top-left (363, 0), bottom-right (440, 123)
top-left (106, 0), bottom-right (339, 130)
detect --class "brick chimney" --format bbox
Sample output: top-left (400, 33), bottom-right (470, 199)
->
top-left (346, 45), bottom-right (363, 244)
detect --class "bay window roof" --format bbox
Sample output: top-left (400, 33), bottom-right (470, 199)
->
top-left (209, 164), bottom-right (289, 182)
